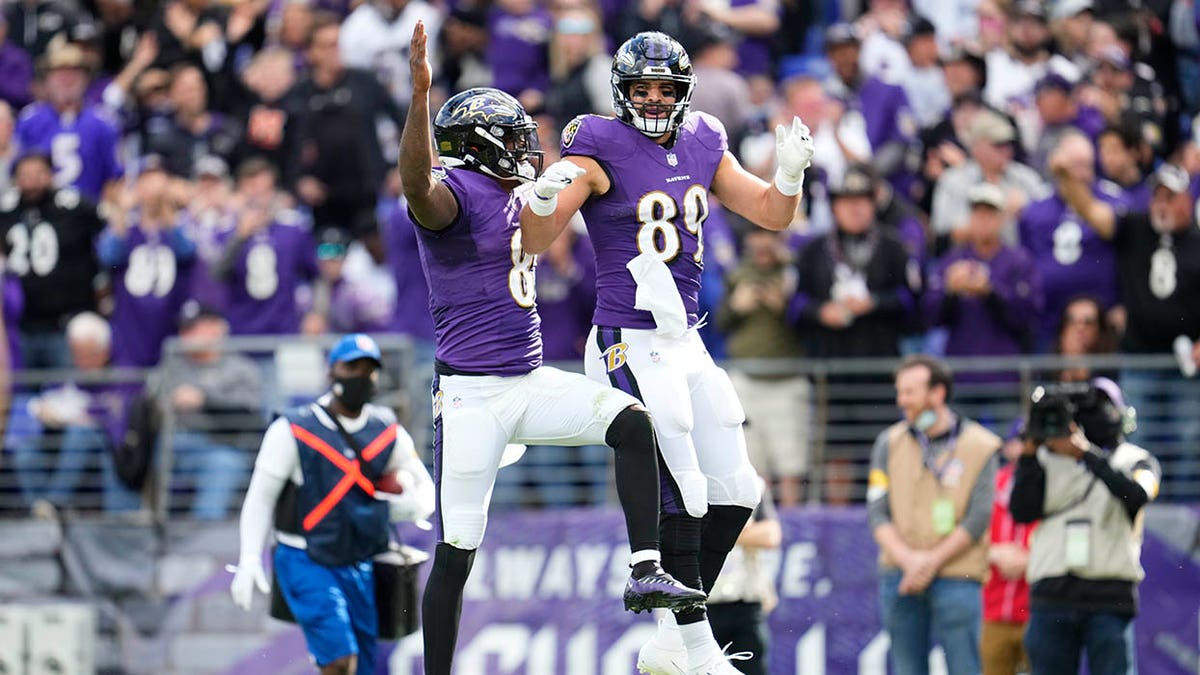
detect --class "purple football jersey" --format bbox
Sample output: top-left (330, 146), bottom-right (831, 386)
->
top-left (98, 221), bottom-right (196, 366)
top-left (221, 217), bottom-right (317, 335)
top-left (562, 113), bottom-right (726, 330)
top-left (414, 168), bottom-right (542, 375)
top-left (1018, 185), bottom-right (1122, 349)
top-left (16, 103), bottom-right (124, 202)
top-left (179, 209), bottom-right (236, 313)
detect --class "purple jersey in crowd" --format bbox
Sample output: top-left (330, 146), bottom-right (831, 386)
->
top-left (16, 103), bottom-right (123, 201)
top-left (925, 244), bottom-right (1044, 363)
top-left (730, 0), bottom-right (775, 76)
top-left (536, 233), bottom-right (596, 361)
top-left (0, 41), bottom-right (33, 109)
top-left (414, 168), bottom-right (542, 376)
top-left (382, 201), bottom-right (435, 343)
top-left (562, 112), bottom-right (726, 330)
top-left (487, 7), bottom-right (552, 96)
top-left (221, 216), bottom-right (317, 335)
top-left (1018, 180), bottom-right (1136, 348)
top-left (97, 221), bottom-right (196, 366)
top-left (179, 209), bottom-right (236, 312)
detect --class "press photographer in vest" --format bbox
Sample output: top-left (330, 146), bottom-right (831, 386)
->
top-left (1010, 378), bottom-right (1160, 675)
top-left (230, 334), bottom-right (435, 675)
top-left (868, 354), bottom-right (999, 675)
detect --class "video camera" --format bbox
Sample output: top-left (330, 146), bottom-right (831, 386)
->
top-left (1027, 380), bottom-right (1132, 448)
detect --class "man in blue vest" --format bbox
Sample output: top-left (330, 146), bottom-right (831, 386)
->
top-left (231, 333), bottom-right (435, 675)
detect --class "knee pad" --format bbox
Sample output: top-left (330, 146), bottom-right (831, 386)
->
top-left (639, 370), bottom-right (694, 438)
top-left (697, 366), bottom-right (746, 428)
top-left (672, 467), bottom-right (710, 519)
top-left (707, 464), bottom-right (762, 509)
top-left (441, 507), bottom-right (487, 550)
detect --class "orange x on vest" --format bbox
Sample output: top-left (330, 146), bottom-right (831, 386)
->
top-left (291, 423), bottom-right (399, 532)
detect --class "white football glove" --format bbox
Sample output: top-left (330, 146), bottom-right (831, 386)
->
top-left (530, 160), bottom-right (587, 216)
top-left (230, 560), bottom-right (270, 611)
top-left (774, 117), bottom-right (815, 196)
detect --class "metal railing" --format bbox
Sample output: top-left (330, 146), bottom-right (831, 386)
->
top-left (2, 344), bottom-right (1197, 521)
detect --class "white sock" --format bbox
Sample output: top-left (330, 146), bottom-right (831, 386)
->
top-left (678, 619), bottom-right (721, 666)
top-left (654, 610), bottom-right (684, 649)
top-left (630, 549), bottom-right (661, 567)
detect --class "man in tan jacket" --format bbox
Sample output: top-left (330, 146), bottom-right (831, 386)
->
top-left (867, 354), bottom-right (999, 675)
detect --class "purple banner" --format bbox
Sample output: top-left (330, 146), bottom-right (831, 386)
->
top-left (228, 507), bottom-right (1200, 674)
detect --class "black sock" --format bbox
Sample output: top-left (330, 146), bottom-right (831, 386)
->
top-left (421, 543), bottom-right (476, 675)
top-left (699, 505), bottom-right (754, 594)
top-left (606, 406), bottom-right (661, 555)
top-left (660, 513), bottom-right (705, 625)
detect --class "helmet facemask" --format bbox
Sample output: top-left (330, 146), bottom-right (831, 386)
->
top-left (612, 73), bottom-right (695, 137)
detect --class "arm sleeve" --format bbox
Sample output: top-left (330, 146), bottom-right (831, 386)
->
top-left (1009, 454), bottom-right (1046, 523)
top-left (237, 418), bottom-right (298, 566)
top-left (866, 430), bottom-right (893, 529)
top-left (1081, 450), bottom-right (1158, 521)
top-left (960, 451), bottom-right (998, 540)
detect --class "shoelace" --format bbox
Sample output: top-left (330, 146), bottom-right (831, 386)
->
top-left (719, 643), bottom-right (753, 662)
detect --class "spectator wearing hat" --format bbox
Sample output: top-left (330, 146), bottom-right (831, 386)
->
top-left (899, 17), bottom-right (951, 129)
top-left (159, 303), bottom-right (263, 518)
top-left (285, 15), bottom-right (403, 238)
top-left (930, 110), bottom-right (1047, 245)
top-left (16, 38), bottom-right (123, 202)
top-left (823, 22), bottom-right (919, 197)
top-left (1050, 0), bottom-right (1095, 73)
top-left (0, 152), bottom-right (105, 370)
top-left (0, 15), bottom-right (33, 109)
top-left (98, 155), bottom-right (196, 367)
top-left (925, 184), bottom-right (1044, 373)
top-left (981, 420), bottom-right (1035, 675)
top-left (1019, 133), bottom-right (1124, 351)
top-left (143, 62), bottom-right (242, 178)
top-left (1028, 73), bottom-right (1105, 175)
top-left (794, 165), bottom-right (916, 360)
top-left (1051, 160), bottom-right (1200, 496)
top-left (179, 155), bottom-right (235, 312)
top-left (214, 158), bottom-right (317, 336)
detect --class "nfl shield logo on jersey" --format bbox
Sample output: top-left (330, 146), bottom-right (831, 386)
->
top-left (666, 152), bottom-right (678, 167)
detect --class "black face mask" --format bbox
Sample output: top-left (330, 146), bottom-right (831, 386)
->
top-left (332, 375), bottom-right (377, 411)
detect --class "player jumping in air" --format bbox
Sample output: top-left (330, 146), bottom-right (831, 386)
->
top-left (399, 23), bottom-right (706, 675)
top-left (518, 32), bottom-right (815, 675)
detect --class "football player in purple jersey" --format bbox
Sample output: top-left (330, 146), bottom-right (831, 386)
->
top-left (399, 23), bottom-right (704, 675)
top-left (518, 31), bottom-right (815, 675)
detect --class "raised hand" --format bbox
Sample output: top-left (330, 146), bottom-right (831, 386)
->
top-left (410, 21), bottom-right (431, 95)
top-left (776, 116), bottom-right (815, 179)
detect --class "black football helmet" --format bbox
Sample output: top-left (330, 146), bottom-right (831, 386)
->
top-left (433, 88), bottom-right (543, 182)
top-left (611, 32), bottom-right (696, 137)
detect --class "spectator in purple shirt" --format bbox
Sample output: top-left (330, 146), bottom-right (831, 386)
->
top-left (180, 155), bottom-right (235, 312)
top-left (10, 312), bottom-right (141, 512)
top-left (16, 40), bottom-right (123, 202)
top-left (696, 0), bottom-right (780, 77)
top-left (1018, 132), bottom-right (1120, 351)
top-left (487, 0), bottom-right (553, 108)
top-left (535, 226), bottom-right (596, 362)
top-left (97, 156), bottom-right (197, 367)
top-left (0, 15), bottom-right (33, 110)
top-left (302, 227), bottom-right (394, 334)
top-left (213, 158), bottom-right (317, 336)
top-left (925, 183), bottom-right (1044, 376)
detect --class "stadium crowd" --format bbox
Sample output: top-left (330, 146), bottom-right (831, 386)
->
top-left (1, 0), bottom-right (1199, 514)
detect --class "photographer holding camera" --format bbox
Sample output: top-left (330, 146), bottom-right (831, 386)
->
top-left (1011, 378), bottom-right (1161, 675)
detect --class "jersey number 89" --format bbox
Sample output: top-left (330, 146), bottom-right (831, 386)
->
top-left (636, 186), bottom-right (709, 264)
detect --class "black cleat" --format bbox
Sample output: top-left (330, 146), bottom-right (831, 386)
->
top-left (623, 563), bottom-right (707, 613)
